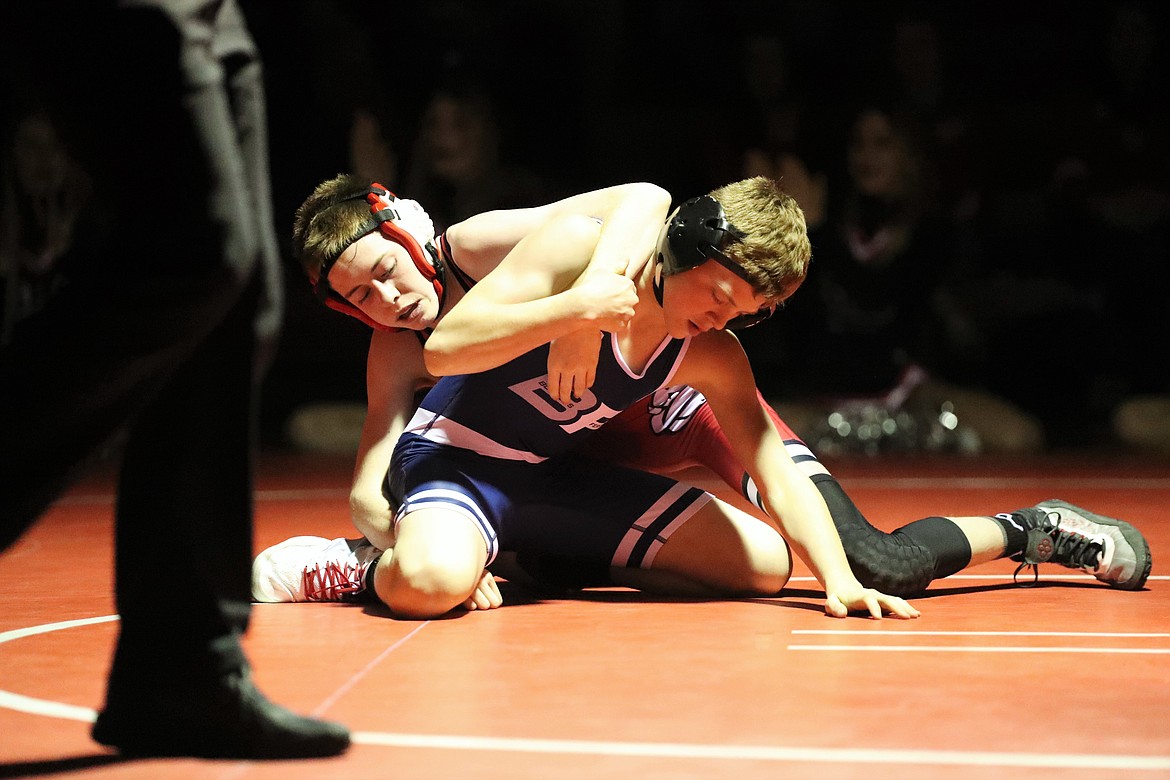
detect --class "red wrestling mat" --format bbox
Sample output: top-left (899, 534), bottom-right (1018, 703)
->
top-left (2, 452), bottom-right (1168, 780)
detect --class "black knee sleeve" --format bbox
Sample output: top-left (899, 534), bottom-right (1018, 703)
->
top-left (894, 516), bottom-right (973, 582)
top-left (812, 474), bottom-right (970, 597)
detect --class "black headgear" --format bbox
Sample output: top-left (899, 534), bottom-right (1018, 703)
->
top-left (655, 195), bottom-right (776, 330)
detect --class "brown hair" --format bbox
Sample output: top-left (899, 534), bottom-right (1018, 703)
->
top-left (291, 173), bottom-right (377, 283)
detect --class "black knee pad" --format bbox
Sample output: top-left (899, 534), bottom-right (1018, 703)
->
top-left (812, 475), bottom-right (968, 597)
top-left (841, 525), bottom-right (937, 597)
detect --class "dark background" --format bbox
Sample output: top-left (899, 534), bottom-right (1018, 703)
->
top-left (4, 0), bottom-right (1168, 452)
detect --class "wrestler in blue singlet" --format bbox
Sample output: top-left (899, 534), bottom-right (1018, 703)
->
top-left (387, 332), bottom-right (713, 569)
top-left (409, 332), bottom-right (687, 459)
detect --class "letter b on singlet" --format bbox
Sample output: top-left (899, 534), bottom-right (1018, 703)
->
top-left (509, 376), bottom-right (620, 434)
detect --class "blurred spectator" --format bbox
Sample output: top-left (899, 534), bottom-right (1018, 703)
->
top-left (1, 105), bottom-right (95, 346)
top-left (403, 82), bottom-right (551, 232)
top-left (349, 105), bottom-right (400, 187)
top-left (1051, 1), bottom-right (1170, 236)
top-left (719, 32), bottom-right (821, 185)
top-left (743, 102), bottom-right (1045, 456)
top-left (1050, 1), bottom-right (1170, 395)
top-left (1064, 2), bottom-right (1170, 450)
top-left (734, 29), bottom-right (831, 232)
top-left (1112, 395), bottom-right (1170, 453)
top-left (883, 7), bottom-right (984, 229)
top-left (951, 2), bottom-right (1170, 447)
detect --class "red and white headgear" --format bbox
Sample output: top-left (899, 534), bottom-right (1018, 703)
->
top-left (312, 182), bottom-right (444, 331)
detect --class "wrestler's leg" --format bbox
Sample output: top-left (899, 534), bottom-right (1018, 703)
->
top-left (715, 395), bottom-right (1143, 591)
top-left (507, 458), bottom-right (790, 598)
top-left (592, 385), bottom-right (807, 512)
top-left (640, 497), bottom-right (791, 596)
top-left (595, 388), bottom-right (1065, 596)
top-left (804, 470), bottom-right (1150, 594)
top-left (376, 437), bottom-right (503, 617)
top-left (669, 391), bottom-right (1147, 591)
top-left (373, 508), bottom-right (488, 618)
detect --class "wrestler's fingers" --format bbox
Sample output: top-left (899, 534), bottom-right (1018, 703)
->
top-left (483, 574), bottom-right (503, 608)
top-left (885, 596), bottom-right (920, 620)
top-left (549, 373), bottom-right (567, 406)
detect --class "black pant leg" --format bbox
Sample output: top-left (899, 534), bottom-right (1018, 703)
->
top-left (1, 1), bottom-right (278, 677)
top-left (0, 3), bottom-right (264, 547)
top-left (103, 2), bottom-right (280, 682)
top-left (109, 272), bottom-right (262, 678)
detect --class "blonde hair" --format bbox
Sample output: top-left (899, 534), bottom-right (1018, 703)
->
top-left (709, 176), bottom-right (811, 303)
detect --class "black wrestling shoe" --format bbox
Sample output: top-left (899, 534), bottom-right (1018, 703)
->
top-left (92, 666), bottom-right (350, 759)
top-left (1011, 501), bottom-right (1152, 590)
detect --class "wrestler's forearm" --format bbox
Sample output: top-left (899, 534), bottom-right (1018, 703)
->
top-left (760, 469), bottom-right (857, 592)
top-left (424, 287), bottom-right (604, 376)
top-left (574, 182), bottom-right (671, 280)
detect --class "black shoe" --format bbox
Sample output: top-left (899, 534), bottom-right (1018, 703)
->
top-left (92, 666), bottom-right (350, 759)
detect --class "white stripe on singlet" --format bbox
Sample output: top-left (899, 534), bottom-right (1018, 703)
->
top-left (395, 487), bottom-right (500, 564)
top-left (741, 439), bottom-right (829, 514)
top-left (405, 408), bottom-right (547, 463)
top-left (611, 483), bottom-right (712, 569)
top-left (786, 440), bottom-right (830, 478)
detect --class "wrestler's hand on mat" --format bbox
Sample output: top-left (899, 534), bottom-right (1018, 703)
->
top-left (824, 584), bottom-right (920, 620)
top-left (548, 329), bottom-right (602, 406)
top-left (462, 569), bottom-right (503, 611)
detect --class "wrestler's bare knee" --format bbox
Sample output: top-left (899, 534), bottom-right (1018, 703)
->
top-left (374, 509), bottom-right (488, 618)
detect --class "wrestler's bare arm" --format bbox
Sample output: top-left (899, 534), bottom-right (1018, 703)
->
top-left (350, 328), bottom-right (433, 550)
top-left (447, 183), bottom-right (670, 403)
top-left (425, 216), bottom-right (636, 377)
top-left (446, 182), bottom-right (669, 279)
top-left (352, 186), bottom-right (665, 543)
top-left (673, 332), bottom-right (919, 619)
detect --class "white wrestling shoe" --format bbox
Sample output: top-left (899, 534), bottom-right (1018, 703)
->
top-left (251, 536), bottom-right (381, 603)
top-left (1012, 501), bottom-right (1152, 590)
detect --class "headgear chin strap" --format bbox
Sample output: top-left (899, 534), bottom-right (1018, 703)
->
top-left (312, 182), bottom-right (445, 331)
top-left (654, 195), bottom-right (777, 330)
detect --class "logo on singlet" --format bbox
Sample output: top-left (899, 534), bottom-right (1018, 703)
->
top-left (508, 376), bottom-right (622, 434)
top-left (647, 385), bottom-right (707, 434)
